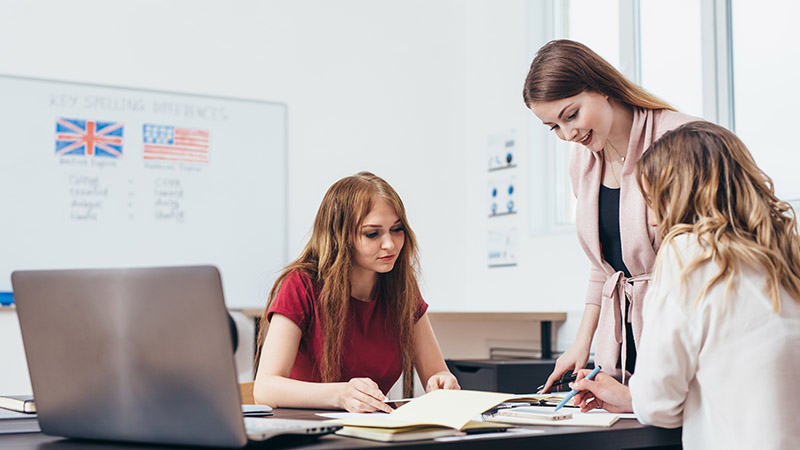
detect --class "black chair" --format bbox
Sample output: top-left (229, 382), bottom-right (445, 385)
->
top-left (227, 312), bottom-right (238, 352)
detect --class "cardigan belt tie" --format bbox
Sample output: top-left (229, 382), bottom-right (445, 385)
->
top-left (601, 271), bottom-right (651, 384)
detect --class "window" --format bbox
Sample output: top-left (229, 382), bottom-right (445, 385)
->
top-left (731, 0), bottom-right (800, 202)
top-left (640, 0), bottom-right (703, 118)
top-left (529, 0), bottom-right (798, 231)
top-left (553, 0), bottom-right (621, 226)
top-left (563, 0), bottom-right (620, 68)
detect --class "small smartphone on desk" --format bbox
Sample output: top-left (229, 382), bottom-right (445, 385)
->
top-left (383, 397), bottom-right (415, 409)
top-left (241, 404), bottom-right (274, 417)
top-left (496, 409), bottom-right (572, 421)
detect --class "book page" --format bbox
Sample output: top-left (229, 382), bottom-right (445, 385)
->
top-left (337, 390), bottom-right (517, 430)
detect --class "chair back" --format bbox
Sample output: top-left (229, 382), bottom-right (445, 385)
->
top-left (239, 381), bottom-right (255, 404)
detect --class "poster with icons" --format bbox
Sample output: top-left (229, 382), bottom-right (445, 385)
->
top-left (488, 225), bottom-right (519, 268)
top-left (487, 130), bottom-right (518, 171)
top-left (486, 130), bottom-right (519, 268)
top-left (488, 175), bottom-right (517, 217)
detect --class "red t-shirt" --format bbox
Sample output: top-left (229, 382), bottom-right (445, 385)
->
top-left (267, 270), bottom-right (428, 394)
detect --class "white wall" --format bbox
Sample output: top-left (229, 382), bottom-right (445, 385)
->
top-left (0, 311), bottom-right (29, 393)
top-left (0, 0), bottom-right (589, 393)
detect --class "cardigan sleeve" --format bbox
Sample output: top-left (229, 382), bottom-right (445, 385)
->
top-left (568, 144), bottom-right (605, 306)
top-left (585, 265), bottom-right (606, 306)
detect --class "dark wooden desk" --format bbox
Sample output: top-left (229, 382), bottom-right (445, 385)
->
top-left (0, 408), bottom-right (681, 450)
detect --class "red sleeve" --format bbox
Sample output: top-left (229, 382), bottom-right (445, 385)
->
top-left (415, 294), bottom-right (429, 321)
top-left (267, 270), bottom-right (315, 332)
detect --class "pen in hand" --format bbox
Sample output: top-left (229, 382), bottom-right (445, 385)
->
top-left (536, 373), bottom-right (577, 394)
top-left (553, 365), bottom-right (602, 412)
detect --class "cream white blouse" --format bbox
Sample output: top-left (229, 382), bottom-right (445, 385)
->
top-left (630, 234), bottom-right (800, 450)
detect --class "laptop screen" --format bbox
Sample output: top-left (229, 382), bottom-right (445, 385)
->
top-left (12, 266), bottom-right (248, 447)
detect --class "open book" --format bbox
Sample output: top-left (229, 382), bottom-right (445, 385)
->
top-left (497, 391), bottom-right (575, 407)
top-left (331, 390), bottom-right (578, 442)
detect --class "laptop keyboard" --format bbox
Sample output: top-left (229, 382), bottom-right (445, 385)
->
top-left (244, 417), bottom-right (340, 441)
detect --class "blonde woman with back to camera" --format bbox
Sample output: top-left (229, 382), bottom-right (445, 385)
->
top-left (571, 121), bottom-right (800, 450)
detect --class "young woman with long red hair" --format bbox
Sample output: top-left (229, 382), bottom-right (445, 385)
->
top-left (253, 172), bottom-right (458, 413)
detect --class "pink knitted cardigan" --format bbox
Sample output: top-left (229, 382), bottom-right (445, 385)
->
top-left (568, 108), bottom-right (699, 381)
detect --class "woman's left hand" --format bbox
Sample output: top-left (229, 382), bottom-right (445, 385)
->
top-left (425, 371), bottom-right (460, 392)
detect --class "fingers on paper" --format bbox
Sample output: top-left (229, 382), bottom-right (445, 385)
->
top-left (426, 372), bottom-right (460, 392)
top-left (345, 378), bottom-right (392, 413)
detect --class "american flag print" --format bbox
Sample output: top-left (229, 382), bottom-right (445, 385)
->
top-left (142, 124), bottom-right (210, 164)
top-left (55, 118), bottom-right (124, 158)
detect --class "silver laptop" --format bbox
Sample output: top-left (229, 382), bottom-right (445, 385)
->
top-left (11, 265), bottom-right (340, 448)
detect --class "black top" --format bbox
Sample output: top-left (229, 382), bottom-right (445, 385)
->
top-left (598, 185), bottom-right (631, 277)
top-left (598, 185), bottom-right (636, 374)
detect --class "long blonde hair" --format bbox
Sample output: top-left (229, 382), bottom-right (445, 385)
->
top-left (523, 39), bottom-right (674, 111)
top-left (255, 172), bottom-right (421, 391)
top-left (637, 121), bottom-right (800, 310)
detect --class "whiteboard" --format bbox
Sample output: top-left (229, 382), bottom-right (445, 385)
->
top-left (0, 75), bottom-right (287, 308)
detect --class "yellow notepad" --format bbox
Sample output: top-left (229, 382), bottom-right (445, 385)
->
top-left (335, 420), bottom-right (503, 442)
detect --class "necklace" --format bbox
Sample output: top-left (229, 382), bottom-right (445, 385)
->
top-left (603, 139), bottom-right (625, 187)
top-left (604, 151), bottom-right (621, 186)
top-left (606, 139), bottom-right (626, 162)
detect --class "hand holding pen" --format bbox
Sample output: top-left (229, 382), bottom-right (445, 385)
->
top-left (570, 367), bottom-right (634, 414)
top-left (539, 343), bottom-right (591, 393)
top-left (536, 373), bottom-right (577, 394)
top-left (554, 366), bottom-right (601, 411)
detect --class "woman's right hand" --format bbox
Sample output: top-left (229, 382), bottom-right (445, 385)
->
top-left (337, 378), bottom-right (393, 413)
top-left (571, 369), bottom-right (633, 413)
top-left (540, 342), bottom-right (590, 393)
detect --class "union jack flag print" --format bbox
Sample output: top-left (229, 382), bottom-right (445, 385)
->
top-left (55, 117), bottom-right (124, 158)
top-left (143, 124), bottom-right (210, 164)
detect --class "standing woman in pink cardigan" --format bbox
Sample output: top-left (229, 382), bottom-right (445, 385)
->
top-left (522, 40), bottom-right (698, 391)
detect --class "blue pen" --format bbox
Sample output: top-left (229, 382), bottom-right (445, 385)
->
top-left (553, 365), bottom-right (602, 412)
